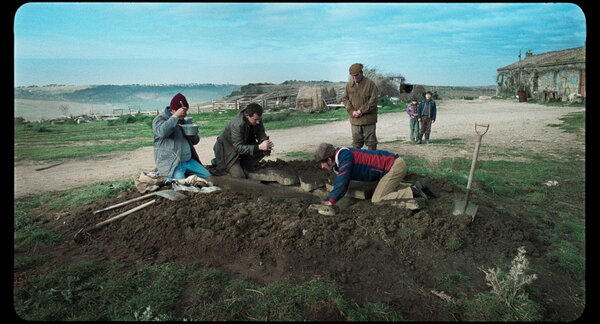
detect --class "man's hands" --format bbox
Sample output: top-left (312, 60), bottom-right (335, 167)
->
top-left (352, 110), bottom-right (363, 118)
top-left (258, 139), bottom-right (274, 151)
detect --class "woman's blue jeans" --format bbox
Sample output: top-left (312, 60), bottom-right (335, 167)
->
top-left (166, 159), bottom-right (211, 182)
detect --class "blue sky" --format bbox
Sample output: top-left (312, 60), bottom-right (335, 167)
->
top-left (14, 2), bottom-right (587, 87)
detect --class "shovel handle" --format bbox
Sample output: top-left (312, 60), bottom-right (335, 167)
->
top-left (93, 199), bottom-right (156, 229)
top-left (93, 193), bottom-right (154, 214)
top-left (475, 123), bottom-right (489, 142)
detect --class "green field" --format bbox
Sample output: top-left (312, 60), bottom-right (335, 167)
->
top-left (14, 103), bottom-right (407, 162)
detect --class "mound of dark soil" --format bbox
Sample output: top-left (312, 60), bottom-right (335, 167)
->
top-left (24, 160), bottom-right (581, 321)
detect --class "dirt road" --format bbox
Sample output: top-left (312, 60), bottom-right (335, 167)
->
top-left (14, 99), bottom-right (584, 198)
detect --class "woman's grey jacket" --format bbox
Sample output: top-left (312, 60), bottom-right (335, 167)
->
top-left (152, 107), bottom-right (200, 177)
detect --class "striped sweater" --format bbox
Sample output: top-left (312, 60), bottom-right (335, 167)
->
top-left (324, 147), bottom-right (397, 204)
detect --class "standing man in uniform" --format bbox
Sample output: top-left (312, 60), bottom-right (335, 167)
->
top-left (341, 63), bottom-right (379, 150)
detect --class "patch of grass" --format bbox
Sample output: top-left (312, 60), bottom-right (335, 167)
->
top-left (184, 269), bottom-right (403, 321)
top-left (44, 179), bottom-right (133, 210)
top-left (14, 195), bottom-right (62, 250)
top-left (14, 226), bottom-right (62, 250)
top-left (436, 270), bottom-right (471, 291)
top-left (378, 227), bottom-right (395, 247)
top-left (15, 260), bottom-right (403, 321)
top-left (464, 247), bottom-right (542, 321)
top-left (405, 151), bottom-right (584, 281)
top-left (283, 151), bottom-right (314, 161)
top-left (430, 138), bottom-right (464, 146)
top-left (14, 179), bottom-right (133, 251)
top-left (444, 237), bottom-right (463, 251)
top-left (14, 254), bottom-right (53, 271)
top-left (15, 105), bottom-right (409, 163)
top-left (14, 261), bottom-right (187, 321)
top-left (546, 240), bottom-right (585, 280)
top-left (547, 111), bottom-right (585, 141)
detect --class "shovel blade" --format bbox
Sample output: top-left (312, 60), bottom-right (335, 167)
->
top-left (153, 190), bottom-right (187, 201)
top-left (452, 200), bottom-right (479, 217)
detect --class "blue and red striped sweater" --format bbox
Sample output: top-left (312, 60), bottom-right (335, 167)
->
top-left (324, 147), bottom-right (397, 204)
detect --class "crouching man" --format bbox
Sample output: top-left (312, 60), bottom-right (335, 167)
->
top-left (315, 143), bottom-right (413, 205)
top-left (213, 103), bottom-right (274, 178)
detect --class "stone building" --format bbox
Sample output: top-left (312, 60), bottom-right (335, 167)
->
top-left (496, 46), bottom-right (585, 102)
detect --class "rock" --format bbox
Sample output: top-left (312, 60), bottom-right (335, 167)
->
top-left (381, 198), bottom-right (426, 211)
top-left (307, 204), bottom-right (337, 216)
top-left (299, 175), bottom-right (327, 192)
top-left (248, 168), bottom-right (298, 185)
top-left (311, 188), bottom-right (330, 199)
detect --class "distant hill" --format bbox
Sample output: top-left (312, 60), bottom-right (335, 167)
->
top-left (14, 83), bottom-right (242, 109)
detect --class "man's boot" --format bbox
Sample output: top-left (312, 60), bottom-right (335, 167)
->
top-left (367, 144), bottom-right (377, 151)
top-left (425, 133), bottom-right (430, 144)
top-left (416, 134), bottom-right (423, 144)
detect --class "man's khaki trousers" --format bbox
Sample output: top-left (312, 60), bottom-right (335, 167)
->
top-left (371, 157), bottom-right (413, 203)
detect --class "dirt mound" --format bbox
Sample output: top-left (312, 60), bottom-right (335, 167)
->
top-left (36, 160), bottom-right (573, 321)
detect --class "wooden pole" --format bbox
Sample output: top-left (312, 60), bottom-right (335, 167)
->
top-left (93, 199), bottom-right (156, 229)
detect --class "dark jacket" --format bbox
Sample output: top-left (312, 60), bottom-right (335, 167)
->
top-left (418, 99), bottom-right (437, 120)
top-left (152, 107), bottom-right (200, 177)
top-left (213, 111), bottom-right (269, 173)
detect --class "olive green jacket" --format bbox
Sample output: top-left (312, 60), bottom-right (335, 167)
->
top-left (213, 111), bottom-right (269, 172)
top-left (342, 77), bottom-right (379, 125)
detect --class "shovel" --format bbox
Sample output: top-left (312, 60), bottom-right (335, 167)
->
top-left (92, 189), bottom-right (186, 214)
top-left (452, 123), bottom-right (489, 221)
top-left (74, 190), bottom-right (187, 243)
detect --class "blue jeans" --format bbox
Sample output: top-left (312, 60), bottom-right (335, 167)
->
top-left (409, 117), bottom-right (419, 140)
top-left (166, 159), bottom-right (211, 182)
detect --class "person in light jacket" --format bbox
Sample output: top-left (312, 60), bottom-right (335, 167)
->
top-left (152, 93), bottom-right (211, 182)
top-left (406, 99), bottom-right (420, 142)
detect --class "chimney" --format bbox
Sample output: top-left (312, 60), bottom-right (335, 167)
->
top-left (525, 50), bottom-right (533, 58)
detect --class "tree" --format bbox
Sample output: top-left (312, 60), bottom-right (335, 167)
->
top-left (58, 104), bottom-right (70, 117)
top-left (359, 65), bottom-right (401, 97)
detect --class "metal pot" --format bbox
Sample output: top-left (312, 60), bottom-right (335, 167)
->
top-left (180, 124), bottom-right (199, 136)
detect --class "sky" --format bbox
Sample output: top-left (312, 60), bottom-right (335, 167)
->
top-left (13, 2), bottom-right (587, 87)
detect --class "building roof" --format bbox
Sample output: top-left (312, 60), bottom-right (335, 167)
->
top-left (497, 46), bottom-right (585, 71)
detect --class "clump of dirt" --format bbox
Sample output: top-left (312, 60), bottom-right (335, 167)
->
top-left (25, 160), bottom-right (579, 321)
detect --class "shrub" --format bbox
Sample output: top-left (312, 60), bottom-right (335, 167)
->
top-left (466, 246), bottom-right (542, 321)
top-left (107, 114), bottom-right (153, 126)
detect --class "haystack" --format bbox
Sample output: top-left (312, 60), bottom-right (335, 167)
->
top-left (295, 86), bottom-right (336, 112)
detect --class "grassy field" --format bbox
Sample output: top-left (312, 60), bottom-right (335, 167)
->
top-left (13, 95), bottom-right (585, 320)
top-left (13, 110), bottom-right (585, 320)
top-left (14, 103), bottom-right (404, 162)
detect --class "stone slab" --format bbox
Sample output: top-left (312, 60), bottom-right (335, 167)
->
top-left (247, 168), bottom-right (299, 186)
top-left (298, 175), bottom-right (327, 192)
